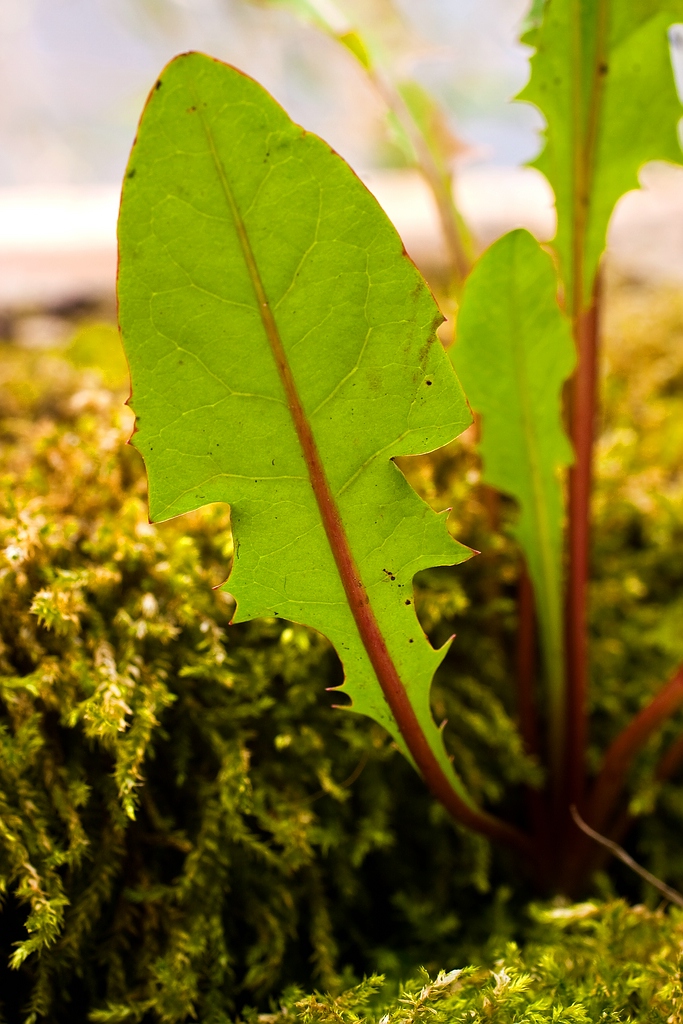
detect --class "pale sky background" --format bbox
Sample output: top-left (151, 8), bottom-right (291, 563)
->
top-left (0, 0), bottom-right (542, 188)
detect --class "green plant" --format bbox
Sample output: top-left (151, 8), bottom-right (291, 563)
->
top-left (269, 0), bottom-right (683, 888)
top-left (117, 0), bottom-right (683, 898)
top-left (510, 0), bottom-right (683, 891)
top-left (287, 0), bottom-right (683, 893)
top-left (117, 50), bottom-right (533, 852)
top-left (117, 0), bottom-right (683, 897)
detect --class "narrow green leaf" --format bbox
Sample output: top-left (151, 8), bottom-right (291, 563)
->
top-left (255, 0), bottom-right (372, 67)
top-left (338, 30), bottom-right (373, 69)
top-left (451, 229), bottom-right (575, 760)
top-left (117, 54), bottom-right (483, 818)
top-left (397, 79), bottom-right (466, 181)
top-left (261, 0), bottom-right (351, 36)
top-left (519, 0), bottom-right (683, 311)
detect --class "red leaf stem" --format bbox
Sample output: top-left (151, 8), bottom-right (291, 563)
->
top-left (517, 568), bottom-right (539, 760)
top-left (656, 730), bottom-right (683, 783)
top-left (516, 568), bottom-right (549, 870)
top-left (564, 278), bottom-right (602, 814)
top-left (587, 664), bottom-right (683, 835)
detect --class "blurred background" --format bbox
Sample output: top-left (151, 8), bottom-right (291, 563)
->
top-left (0, 0), bottom-right (539, 185)
top-left (1, 0), bottom-right (683, 320)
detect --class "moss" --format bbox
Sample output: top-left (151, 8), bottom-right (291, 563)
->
top-left (0, 336), bottom-right (518, 1021)
top-left (264, 902), bottom-right (683, 1024)
top-left (1, 277), bottom-right (683, 1022)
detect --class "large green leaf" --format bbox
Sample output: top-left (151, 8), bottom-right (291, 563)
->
top-left (519, 0), bottom-right (683, 311)
top-left (117, 52), bottom-right (500, 828)
top-left (451, 229), bottom-right (575, 761)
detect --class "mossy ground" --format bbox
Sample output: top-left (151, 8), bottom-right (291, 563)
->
top-left (265, 901), bottom-right (683, 1024)
top-left (1, 273), bottom-right (683, 1020)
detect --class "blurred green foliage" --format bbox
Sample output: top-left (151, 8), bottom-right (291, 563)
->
top-left (63, 322), bottom-right (129, 390)
top-left (1, 275), bottom-right (683, 1020)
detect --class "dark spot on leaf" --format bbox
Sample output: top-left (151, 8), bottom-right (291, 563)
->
top-left (418, 340), bottom-right (432, 368)
top-left (405, 599), bottom-right (411, 605)
top-left (127, 168), bottom-right (136, 179)
top-left (187, 105), bottom-right (196, 113)
top-left (599, 62), bottom-right (608, 75)
top-left (155, 79), bottom-right (162, 90)
top-left (408, 638), bottom-right (414, 643)
top-left (425, 379), bottom-right (433, 386)
top-left (367, 369), bottom-right (383, 392)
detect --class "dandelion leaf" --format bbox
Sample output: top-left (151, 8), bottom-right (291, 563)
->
top-left (520, 0), bottom-right (683, 308)
top-left (117, 53), bottom-right (473, 796)
top-left (452, 230), bottom-right (574, 740)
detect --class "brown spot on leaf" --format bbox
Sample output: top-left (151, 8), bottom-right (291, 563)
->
top-left (366, 368), bottom-right (383, 392)
top-left (418, 337), bottom-right (433, 368)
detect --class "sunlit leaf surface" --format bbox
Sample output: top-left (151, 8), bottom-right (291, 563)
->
top-left (452, 229), bottom-right (574, 745)
top-left (118, 52), bottom-right (474, 800)
top-left (520, 0), bottom-right (683, 309)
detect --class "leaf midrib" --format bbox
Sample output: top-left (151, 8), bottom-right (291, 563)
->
top-left (570, 0), bottom-right (610, 315)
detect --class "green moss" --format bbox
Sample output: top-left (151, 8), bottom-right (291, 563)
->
top-left (2, 274), bottom-right (683, 1020)
top-left (0, 341), bottom-right (514, 1022)
top-left (264, 902), bottom-right (683, 1023)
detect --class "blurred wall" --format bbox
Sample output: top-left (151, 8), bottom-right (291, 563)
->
top-left (0, 0), bottom-right (539, 188)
